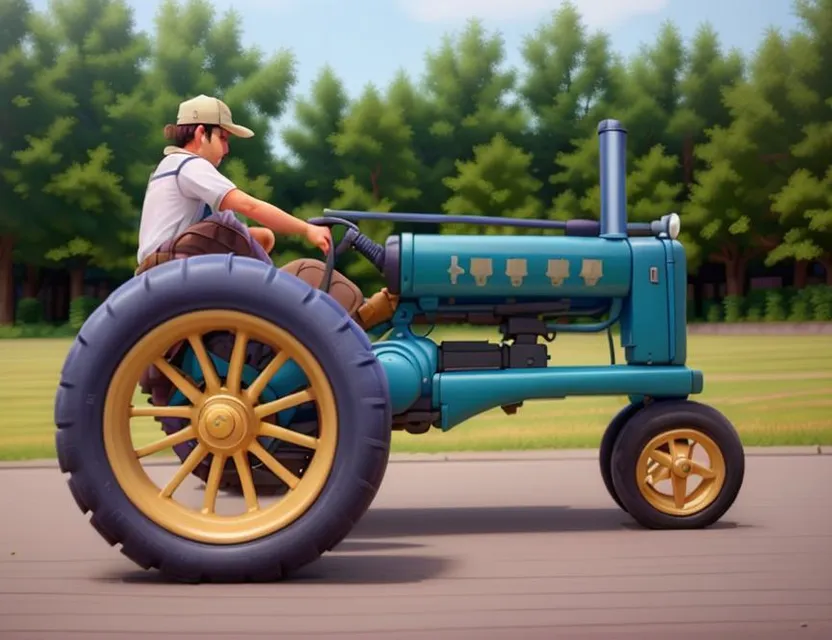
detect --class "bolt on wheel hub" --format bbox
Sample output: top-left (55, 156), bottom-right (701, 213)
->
top-left (197, 396), bottom-right (253, 452)
top-left (673, 458), bottom-right (693, 477)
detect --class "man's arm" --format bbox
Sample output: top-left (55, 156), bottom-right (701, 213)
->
top-left (176, 158), bottom-right (313, 237)
top-left (219, 189), bottom-right (310, 237)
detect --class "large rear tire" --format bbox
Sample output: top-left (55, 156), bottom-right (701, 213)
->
top-left (54, 254), bottom-right (392, 583)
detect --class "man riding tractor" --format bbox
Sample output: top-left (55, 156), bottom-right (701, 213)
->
top-left (135, 93), bottom-right (398, 330)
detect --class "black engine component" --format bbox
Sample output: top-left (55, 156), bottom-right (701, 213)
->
top-left (437, 317), bottom-right (553, 372)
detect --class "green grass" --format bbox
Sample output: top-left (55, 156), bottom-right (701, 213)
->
top-left (1, 329), bottom-right (831, 460)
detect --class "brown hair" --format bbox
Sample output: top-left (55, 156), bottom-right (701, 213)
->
top-left (163, 123), bottom-right (217, 148)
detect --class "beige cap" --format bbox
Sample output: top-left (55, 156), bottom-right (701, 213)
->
top-left (171, 94), bottom-right (254, 138)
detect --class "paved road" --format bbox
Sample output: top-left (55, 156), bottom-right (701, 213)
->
top-left (0, 450), bottom-right (830, 639)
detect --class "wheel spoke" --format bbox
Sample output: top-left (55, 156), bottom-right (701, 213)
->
top-left (201, 454), bottom-right (226, 515)
top-left (688, 460), bottom-right (717, 479)
top-left (152, 358), bottom-right (203, 405)
top-left (649, 448), bottom-right (673, 468)
top-left (248, 440), bottom-right (300, 490)
top-left (675, 439), bottom-right (693, 460)
top-left (650, 464), bottom-right (671, 485)
top-left (130, 405), bottom-right (193, 419)
top-left (244, 351), bottom-right (289, 403)
top-left (233, 451), bottom-right (259, 512)
top-left (160, 443), bottom-right (208, 498)
top-left (258, 422), bottom-right (318, 450)
top-left (135, 425), bottom-right (197, 458)
top-left (686, 477), bottom-right (715, 504)
top-left (187, 333), bottom-right (222, 394)
top-left (226, 331), bottom-right (249, 394)
top-left (671, 473), bottom-right (687, 509)
top-left (254, 388), bottom-right (315, 419)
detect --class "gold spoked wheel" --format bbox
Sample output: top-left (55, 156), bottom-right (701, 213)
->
top-left (103, 310), bottom-right (338, 545)
top-left (636, 428), bottom-right (726, 517)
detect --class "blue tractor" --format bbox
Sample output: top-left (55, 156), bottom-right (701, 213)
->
top-left (54, 119), bottom-right (745, 583)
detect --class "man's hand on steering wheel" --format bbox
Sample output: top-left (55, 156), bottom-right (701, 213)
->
top-left (306, 216), bottom-right (384, 294)
top-left (305, 223), bottom-right (332, 255)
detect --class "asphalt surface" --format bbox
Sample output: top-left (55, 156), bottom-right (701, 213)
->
top-left (0, 448), bottom-right (830, 639)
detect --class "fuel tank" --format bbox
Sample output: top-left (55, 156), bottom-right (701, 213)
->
top-left (394, 233), bottom-right (632, 299)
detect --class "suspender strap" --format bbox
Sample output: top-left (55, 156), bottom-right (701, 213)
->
top-left (148, 154), bottom-right (202, 182)
top-left (145, 154), bottom-right (214, 221)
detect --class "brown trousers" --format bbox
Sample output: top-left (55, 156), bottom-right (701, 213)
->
top-left (135, 218), bottom-right (365, 316)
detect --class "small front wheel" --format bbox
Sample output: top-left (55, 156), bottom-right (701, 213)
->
top-left (610, 399), bottom-right (745, 529)
top-left (598, 401), bottom-right (644, 512)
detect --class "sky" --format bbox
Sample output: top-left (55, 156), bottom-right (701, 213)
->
top-left (30, 0), bottom-right (802, 155)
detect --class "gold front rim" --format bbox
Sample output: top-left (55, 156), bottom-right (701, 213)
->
top-left (103, 310), bottom-right (338, 545)
top-left (636, 428), bottom-right (726, 516)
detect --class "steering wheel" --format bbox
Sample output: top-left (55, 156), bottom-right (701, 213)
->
top-left (307, 216), bottom-right (384, 293)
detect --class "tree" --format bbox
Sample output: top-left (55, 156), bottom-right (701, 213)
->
top-left (518, 2), bottom-right (621, 206)
top-left (442, 134), bottom-right (543, 235)
top-left (767, 0), bottom-right (832, 285)
top-left (769, 164), bottom-right (832, 284)
top-left (418, 19), bottom-right (527, 209)
top-left (547, 23), bottom-right (685, 228)
top-left (667, 24), bottom-right (745, 190)
top-left (385, 68), bottom-right (442, 215)
top-left (0, 0), bottom-right (37, 323)
top-left (613, 22), bottom-right (686, 160)
top-left (21, 0), bottom-right (152, 297)
top-left (330, 84), bottom-right (421, 211)
top-left (686, 29), bottom-right (805, 296)
top-left (328, 84), bottom-right (422, 285)
top-left (281, 65), bottom-right (349, 208)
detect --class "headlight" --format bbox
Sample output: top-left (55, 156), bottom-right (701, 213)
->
top-left (659, 213), bottom-right (681, 240)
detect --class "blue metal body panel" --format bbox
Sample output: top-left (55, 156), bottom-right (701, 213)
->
top-left (619, 238), bottom-right (673, 365)
top-left (432, 365), bottom-right (703, 430)
top-left (398, 234), bottom-right (632, 299)
top-left (370, 333), bottom-right (438, 414)
top-left (670, 239), bottom-right (688, 365)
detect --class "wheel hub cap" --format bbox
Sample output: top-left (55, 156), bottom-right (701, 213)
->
top-left (673, 458), bottom-right (693, 477)
top-left (197, 396), bottom-right (252, 452)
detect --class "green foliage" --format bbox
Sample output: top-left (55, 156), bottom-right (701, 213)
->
top-left (687, 285), bottom-right (832, 323)
top-left (442, 134), bottom-right (542, 234)
top-left (15, 297), bottom-right (43, 324)
top-left (764, 290), bottom-right (787, 322)
top-left (2, 0), bottom-right (832, 328)
top-left (809, 285), bottom-right (832, 320)
top-left (0, 323), bottom-right (76, 339)
top-left (69, 295), bottom-right (100, 330)
top-left (282, 66), bottom-right (349, 205)
top-left (723, 295), bottom-right (744, 323)
top-left (330, 85), bottom-right (421, 211)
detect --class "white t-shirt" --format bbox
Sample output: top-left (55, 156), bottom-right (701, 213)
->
top-left (137, 147), bottom-right (238, 263)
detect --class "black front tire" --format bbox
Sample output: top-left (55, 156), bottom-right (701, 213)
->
top-left (610, 399), bottom-right (745, 530)
top-left (598, 401), bottom-right (644, 512)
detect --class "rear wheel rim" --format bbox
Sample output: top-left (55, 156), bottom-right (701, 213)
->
top-left (103, 310), bottom-right (338, 545)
